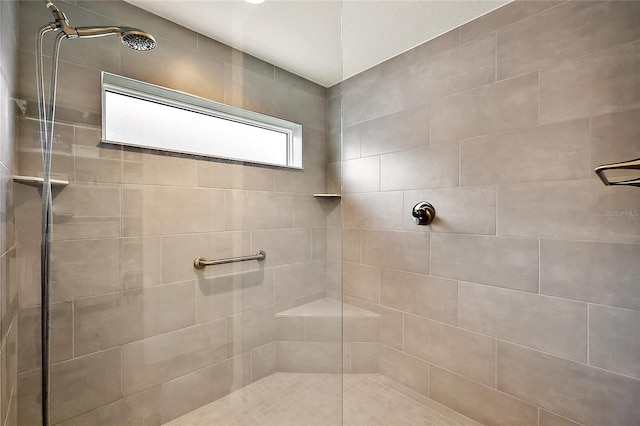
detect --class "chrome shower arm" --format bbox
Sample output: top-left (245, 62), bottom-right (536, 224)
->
top-left (73, 26), bottom-right (128, 38)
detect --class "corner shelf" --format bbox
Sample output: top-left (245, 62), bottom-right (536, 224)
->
top-left (14, 175), bottom-right (69, 188)
top-left (313, 193), bottom-right (341, 199)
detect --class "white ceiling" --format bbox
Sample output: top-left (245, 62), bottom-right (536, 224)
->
top-left (125, 0), bottom-right (510, 88)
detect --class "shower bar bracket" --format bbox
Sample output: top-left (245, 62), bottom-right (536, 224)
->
top-left (194, 250), bottom-right (266, 270)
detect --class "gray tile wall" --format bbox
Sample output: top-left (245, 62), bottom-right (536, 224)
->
top-left (13, 1), bottom-right (334, 425)
top-left (337, 1), bottom-right (640, 425)
top-left (0, 0), bottom-right (18, 425)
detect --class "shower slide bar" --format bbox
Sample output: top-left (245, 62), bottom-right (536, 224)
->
top-left (193, 250), bottom-right (266, 270)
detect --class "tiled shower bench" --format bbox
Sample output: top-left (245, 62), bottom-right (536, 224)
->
top-left (275, 298), bottom-right (380, 373)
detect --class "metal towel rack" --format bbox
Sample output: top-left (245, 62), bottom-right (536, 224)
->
top-left (594, 158), bottom-right (640, 187)
top-left (193, 250), bottom-right (266, 270)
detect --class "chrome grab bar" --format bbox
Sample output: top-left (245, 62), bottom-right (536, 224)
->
top-left (193, 250), bottom-right (266, 270)
top-left (594, 158), bottom-right (640, 187)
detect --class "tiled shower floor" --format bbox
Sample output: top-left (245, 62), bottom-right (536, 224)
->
top-left (164, 373), bottom-right (482, 426)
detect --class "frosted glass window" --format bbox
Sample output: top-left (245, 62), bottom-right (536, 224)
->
top-left (101, 72), bottom-right (302, 169)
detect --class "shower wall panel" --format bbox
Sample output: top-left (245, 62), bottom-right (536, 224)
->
top-left (338, 1), bottom-right (640, 425)
top-left (0, 1), bottom-right (18, 425)
top-left (13, 1), bottom-right (332, 425)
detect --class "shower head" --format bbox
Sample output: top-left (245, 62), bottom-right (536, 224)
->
top-left (120, 30), bottom-right (157, 51)
top-left (43, 0), bottom-right (156, 51)
top-left (74, 26), bottom-right (157, 51)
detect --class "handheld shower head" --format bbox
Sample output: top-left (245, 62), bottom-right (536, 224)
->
top-left (74, 26), bottom-right (157, 51)
top-left (121, 29), bottom-right (157, 51)
top-left (42, 0), bottom-right (156, 51)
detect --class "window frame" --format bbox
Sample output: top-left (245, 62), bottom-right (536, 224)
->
top-left (101, 72), bottom-right (303, 169)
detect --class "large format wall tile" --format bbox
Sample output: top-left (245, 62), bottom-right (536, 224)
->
top-left (344, 296), bottom-right (404, 351)
top-left (251, 342), bottom-right (276, 381)
top-left (120, 236), bottom-right (162, 289)
top-left (590, 109), bottom-right (640, 177)
top-left (342, 156), bottom-right (380, 193)
top-left (497, 1), bottom-right (640, 80)
top-left (459, 282), bottom-right (587, 362)
top-left (18, 302), bottom-right (73, 373)
top-left (380, 142), bottom-right (459, 190)
top-left (349, 342), bottom-right (380, 373)
top-left (122, 38), bottom-right (225, 104)
top-left (226, 305), bottom-right (279, 356)
top-left (225, 190), bottom-right (293, 231)
top-left (122, 186), bottom-right (224, 236)
top-left (123, 152), bottom-right (197, 187)
top-left (540, 40), bottom-right (640, 124)
top-left (540, 239), bottom-right (640, 310)
top-left (74, 144), bottom-right (123, 186)
top-left (403, 187), bottom-right (496, 235)
top-left (405, 34), bottom-right (496, 107)
top-left (74, 281), bottom-right (196, 355)
top-left (122, 321), bottom-right (227, 395)
top-left (51, 238), bottom-right (121, 301)
top-left (343, 262), bottom-right (380, 304)
top-left (460, 119), bottom-right (590, 185)
top-left (18, 348), bottom-right (123, 425)
top-left (196, 269), bottom-right (274, 323)
top-left (379, 346), bottom-right (429, 397)
top-left (430, 234), bottom-right (538, 292)
top-left (1, 315), bottom-right (17, 425)
top-left (51, 182), bottom-right (121, 241)
top-left (497, 342), bottom-right (640, 426)
top-left (361, 230), bottom-right (429, 274)
top-left (273, 260), bottom-right (326, 302)
top-left (357, 105), bottom-right (429, 157)
top-left (461, 1), bottom-right (561, 43)
top-left (429, 366), bottom-right (538, 426)
top-left (588, 305), bottom-right (640, 380)
top-left (224, 63), bottom-right (290, 120)
top-left (381, 29), bottom-right (460, 77)
top-left (250, 228), bottom-right (311, 267)
top-left (18, 51), bottom-right (102, 125)
top-left (274, 162), bottom-right (327, 195)
top-left (498, 179), bottom-right (640, 243)
top-left (51, 349), bottom-right (123, 424)
top-left (380, 269), bottom-right (457, 325)
top-left (404, 314), bottom-right (495, 386)
top-left (196, 160), bottom-right (274, 191)
top-left (1, 248), bottom-right (17, 340)
top-left (343, 192), bottom-right (404, 230)
top-left (342, 229), bottom-right (361, 263)
top-left (343, 69), bottom-right (405, 126)
top-left (538, 410), bottom-right (583, 426)
top-left (275, 341), bottom-right (342, 373)
top-left (430, 72), bottom-right (538, 144)
top-left (160, 359), bottom-right (235, 424)
top-left (56, 388), bottom-right (162, 426)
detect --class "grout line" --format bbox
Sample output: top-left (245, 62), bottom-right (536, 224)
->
top-left (494, 31), bottom-right (498, 83)
top-left (427, 363), bottom-right (431, 398)
top-left (401, 312), bottom-right (405, 352)
top-left (588, 116), bottom-right (593, 177)
top-left (586, 304), bottom-right (590, 365)
top-left (537, 69), bottom-right (541, 126)
top-left (71, 301), bottom-right (75, 358)
top-left (494, 339), bottom-right (498, 388)
top-left (456, 281), bottom-right (460, 327)
top-left (538, 238), bottom-right (541, 294)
